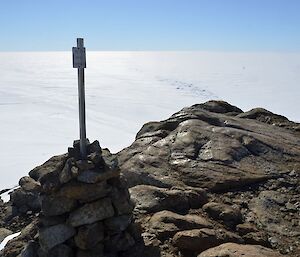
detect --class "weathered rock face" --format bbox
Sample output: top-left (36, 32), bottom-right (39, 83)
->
top-left (116, 101), bottom-right (300, 257)
top-left (118, 101), bottom-right (300, 191)
top-left (129, 185), bottom-right (207, 214)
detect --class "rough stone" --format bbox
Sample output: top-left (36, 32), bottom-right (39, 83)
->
top-left (19, 241), bottom-right (39, 257)
top-left (236, 223), bottom-right (258, 236)
top-left (203, 202), bottom-right (242, 227)
top-left (59, 180), bottom-right (111, 203)
top-left (39, 224), bottom-right (75, 251)
top-left (0, 227), bottom-right (13, 242)
top-left (41, 194), bottom-right (77, 216)
top-left (104, 215), bottom-right (132, 234)
top-left (59, 158), bottom-right (75, 184)
top-left (68, 198), bottom-right (115, 227)
top-left (76, 243), bottom-right (104, 257)
top-left (39, 215), bottom-right (67, 227)
top-left (110, 188), bottom-right (134, 215)
top-left (104, 232), bottom-right (135, 252)
top-left (19, 176), bottom-right (41, 192)
top-left (173, 228), bottom-right (242, 254)
top-left (118, 101), bottom-right (300, 191)
top-left (77, 168), bottom-right (120, 184)
top-left (130, 185), bottom-right (207, 213)
top-left (74, 222), bottom-right (104, 250)
top-left (10, 188), bottom-right (40, 212)
top-left (29, 154), bottom-right (68, 182)
top-left (197, 242), bottom-right (284, 257)
top-left (75, 160), bottom-right (95, 171)
top-left (149, 210), bottom-right (212, 240)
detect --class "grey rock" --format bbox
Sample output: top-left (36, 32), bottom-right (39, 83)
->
top-left (197, 243), bottom-right (284, 257)
top-left (173, 228), bottom-right (242, 254)
top-left (39, 215), bottom-right (66, 227)
top-left (104, 232), bottom-right (135, 252)
top-left (77, 168), bottom-right (119, 184)
top-left (203, 202), bottom-right (242, 227)
top-left (47, 244), bottom-right (73, 257)
top-left (110, 188), bottom-right (134, 215)
top-left (118, 101), bottom-right (300, 191)
top-left (10, 188), bottom-right (40, 212)
top-left (41, 194), bottom-right (77, 216)
top-left (76, 243), bottom-right (104, 257)
top-left (87, 140), bottom-right (102, 154)
top-left (74, 222), bottom-right (104, 249)
top-left (19, 176), bottom-right (41, 192)
top-left (0, 227), bottom-right (13, 242)
top-left (19, 241), bottom-right (38, 257)
top-left (149, 210), bottom-right (212, 240)
top-left (59, 180), bottom-right (111, 203)
top-left (104, 215), bottom-right (132, 234)
top-left (129, 185), bottom-right (207, 213)
top-left (39, 224), bottom-right (75, 251)
top-left (29, 154), bottom-right (68, 181)
top-left (59, 158), bottom-right (75, 184)
top-left (75, 160), bottom-right (95, 171)
top-left (68, 198), bottom-right (114, 227)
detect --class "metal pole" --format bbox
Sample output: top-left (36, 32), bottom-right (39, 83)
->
top-left (76, 38), bottom-right (87, 159)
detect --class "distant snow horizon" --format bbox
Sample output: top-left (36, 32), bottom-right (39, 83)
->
top-left (0, 51), bottom-right (299, 190)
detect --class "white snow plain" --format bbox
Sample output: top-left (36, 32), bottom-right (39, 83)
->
top-left (0, 51), bottom-right (299, 190)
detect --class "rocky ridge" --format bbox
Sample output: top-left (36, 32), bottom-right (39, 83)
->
top-left (0, 100), bottom-right (299, 257)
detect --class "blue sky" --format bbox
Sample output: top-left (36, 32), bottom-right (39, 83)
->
top-left (1, 0), bottom-right (300, 51)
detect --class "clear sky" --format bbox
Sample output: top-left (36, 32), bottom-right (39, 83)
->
top-left (1, 0), bottom-right (300, 51)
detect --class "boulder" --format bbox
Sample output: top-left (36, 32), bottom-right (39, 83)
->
top-left (39, 224), bottom-right (75, 251)
top-left (197, 242), bottom-right (283, 257)
top-left (68, 198), bottom-right (115, 227)
top-left (203, 202), bottom-right (242, 227)
top-left (76, 243), bottom-right (104, 257)
top-left (0, 227), bottom-right (13, 242)
top-left (41, 194), bottom-right (77, 216)
top-left (10, 188), bottom-right (40, 213)
top-left (110, 187), bottom-right (134, 215)
top-left (19, 176), bottom-right (41, 192)
top-left (129, 185), bottom-right (207, 213)
top-left (173, 228), bottom-right (242, 254)
top-left (29, 154), bottom-right (68, 182)
top-left (149, 210), bottom-right (212, 239)
top-left (104, 215), bottom-right (132, 234)
top-left (77, 168), bottom-right (119, 184)
top-left (74, 222), bottom-right (104, 249)
top-left (104, 232), bottom-right (135, 252)
top-left (58, 180), bottom-right (111, 203)
top-left (18, 240), bottom-right (38, 257)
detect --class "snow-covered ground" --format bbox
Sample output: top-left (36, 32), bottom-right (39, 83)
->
top-left (0, 51), bottom-right (299, 190)
top-left (0, 232), bottom-right (21, 251)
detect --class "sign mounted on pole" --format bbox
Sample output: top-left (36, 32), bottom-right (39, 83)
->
top-left (72, 44), bottom-right (86, 69)
top-left (73, 38), bottom-right (87, 159)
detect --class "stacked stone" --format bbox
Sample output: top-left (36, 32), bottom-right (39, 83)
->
top-left (37, 140), bottom-right (139, 257)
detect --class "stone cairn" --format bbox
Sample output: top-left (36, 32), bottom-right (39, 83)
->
top-left (35, 140), bottom-right (141, 257)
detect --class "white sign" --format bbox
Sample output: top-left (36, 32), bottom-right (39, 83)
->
top-left (72, 47), bottom-right (86, 68)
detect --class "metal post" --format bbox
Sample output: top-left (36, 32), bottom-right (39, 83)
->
top-left (73, 38), bottom-right (87, 159)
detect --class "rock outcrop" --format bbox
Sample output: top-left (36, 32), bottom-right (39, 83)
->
top-left (117, 100), bottom-right (300, 256)
top-left (1, 100), bottom-right (299, 257)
